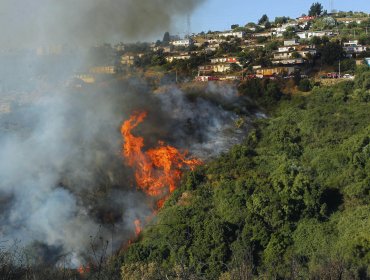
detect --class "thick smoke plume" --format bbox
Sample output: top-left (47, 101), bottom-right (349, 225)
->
top-left (0, 0), bottom-right (206, 48)
top-left (0, 77), bottom-right (250, 265)
top-left (0, 0), bottom-right (253, 268)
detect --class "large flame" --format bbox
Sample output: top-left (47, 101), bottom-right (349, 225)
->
top-left (121, 111), bottom-right (201, 205)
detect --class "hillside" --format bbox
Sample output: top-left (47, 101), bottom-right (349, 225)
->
top-left (118, 66), bottom-right (370, 279)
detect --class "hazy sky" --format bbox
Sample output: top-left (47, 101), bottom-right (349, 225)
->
top-left (188, 0), bottom-right (370, 34)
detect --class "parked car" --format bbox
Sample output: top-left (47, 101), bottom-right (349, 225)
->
top-left (327, 72), bottom-right (339, 79)
top-left (342, 74), bottom-right (354, 79)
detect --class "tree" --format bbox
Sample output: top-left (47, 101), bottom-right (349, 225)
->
top-left (162, 32), bottom-right (170, 45)
top-left (275, 16), bottom-right (290, 25)
top-left (308, 2), bottom-right (323, 16)
top-left (320, 41), bottom-right (343, 65)
top-left (258, 14), bottom-right (269, 25)
top-left (339, 59), bottom-right (356, 73)
top-left (231, 24), bottom-right (239, 30)
top-left (230, 63), bottom-right (242, 72)
top-left (265, 21), bottom-right (272, 29)
top-left (298, 79), bottom-right (312, 92)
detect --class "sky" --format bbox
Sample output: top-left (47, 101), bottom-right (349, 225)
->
top-left (187, 0), bottom-right (370, 35)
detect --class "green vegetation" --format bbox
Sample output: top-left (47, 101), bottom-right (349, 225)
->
top-left (120, 66), bottom-right (370, 279)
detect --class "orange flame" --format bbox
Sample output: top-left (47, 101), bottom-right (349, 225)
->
top-left (78, 264), bottom-right (90, 276)
top-left (134, 219), bottom-right (142, 236)
top-left (121, 111), bottom-right (201, 205)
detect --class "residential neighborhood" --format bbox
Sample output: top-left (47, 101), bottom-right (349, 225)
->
top-left (71, 6), bottom-right (370, 90)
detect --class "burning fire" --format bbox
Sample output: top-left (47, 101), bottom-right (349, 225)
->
top-left (134, 219), bottom-right (142, 235)
top-left (121, 111), bottom-right (201, 205)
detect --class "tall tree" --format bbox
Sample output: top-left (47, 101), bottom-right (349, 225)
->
top-left (258, 14), bottom-right (269, 25)
top-left (162, 32), bottom-right (170, 45)
top-left (308, 2), bottom-right (323, 16)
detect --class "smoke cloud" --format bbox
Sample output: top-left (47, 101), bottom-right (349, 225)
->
top-left (0, 0), bottom-right (206, 48)
top-left (0, 77), bottom-right (250, 265)
top-left (0, 0), bottom-right (254, 268)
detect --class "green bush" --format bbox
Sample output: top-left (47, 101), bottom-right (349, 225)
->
top-left (298, 79), bottom-right (312, 92)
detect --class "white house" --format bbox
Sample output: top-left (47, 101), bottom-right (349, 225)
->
top-left (217, 31), bottom-right (245, 38)
top-left (296, 31), bottom-right (334, 39)
top-left (165, 54), bottom-right (191, 63)
top-left (284, 39), bottom-right (299, 46)
top-left (171, 39), bottom-right (193, 47)
top-left (210, 57), bottom-right (240, 64)
top-left (272, 58), bottom-right (305, 65)
top-left (343, 41), bottom-right (367, 55)
top-left (278, 46), bottom-right (296, 52)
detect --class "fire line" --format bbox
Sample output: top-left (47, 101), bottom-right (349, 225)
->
top-left (121, 111), bottom-right (201, 207)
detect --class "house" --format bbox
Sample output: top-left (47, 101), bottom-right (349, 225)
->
top-left (115, 43), bottom-right (125, 52)
top-left (272, 58), bottom-right (305, 65)
top-left (343, 40), bottom-right (367, 55)
top-left (256, 66), bottom-right (297, 76)
top-left (297, 16), bottom-right (316, 22)
top-left (151, 45), bottom-right (174, 53)
top-left (165, 54), bottom-right (191, 63)
top-left (296, 31), bottom-right (334, 39)
top-left (284, 39), bottom-right (299, 46)
top-left (171, 39), bottom-right (193, 47)
top-left (198, 63), bottom-right (233, 74)
top-left (254, 32), bottom-right (273, 38)
top-left (195, 76), bottom-right (220, 82)
top-left (74, 74), bottom-right (95, 84)
top-left (336, 18), bottom-right (366, 25)
top-left (89, 66), bottom-right (116, 74)
top-left (272, 23), bottom-right (298, 37)
top-left (274, 52), bottom-right (293, 60)
top-left (298, 50), bottom-right (317, 59)
top-left (210, 57), bottom-right (240, 64)
top-left (217, 31), bottom-right (245, 38)
top-left (121, 55), bottom-right (135, 66)
top-left (278, 46), bottom-right (296, 52)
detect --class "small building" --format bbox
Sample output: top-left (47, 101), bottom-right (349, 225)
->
top-left (274, 52), bottom-right (293, 60)
top-left (256, 66), bottom-right (297, 76)
top-left (217, 31), bottom-right (245, 38)
top-left (210, 57), bottom-right (240, 64)
top-left (284, 39), bottom-right (299, 46)
top-left (198, 63), bottom-right (233, 74)
top-left (278, 46), bottom-right (296, 52)
top-left (121, 55), bottom-right (135, 66)
top-left (272, 58), bottom-right (305, 65)
top-left (89, 66), bottom-right (116, 74)
top-left (165, 54), bottom-right (191, 63)
top-left (171, 39), bottom-right (193, 47)
top-left (74, 74), bottom-right (95, 84)
top-left (343, 40), bottom-right (367, 55)
top-left (195, 76), bottom-right (220, 82)
top-left (336, 18), bottom-right (366, 25)
top-left (297, 16), bottom-right (316, 22)
top-left (296, 31), bottom-right (334, 39)
top-left (254, 32), bottom-right (273, 38)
